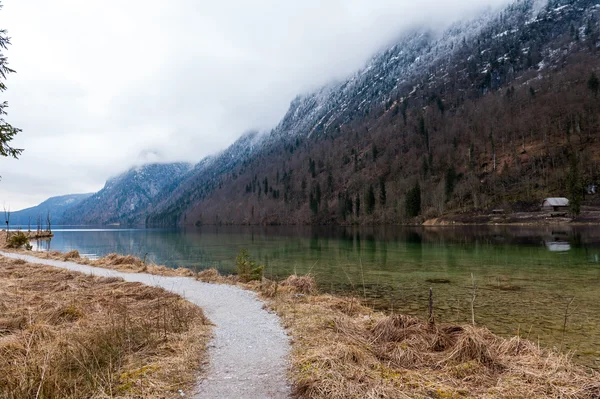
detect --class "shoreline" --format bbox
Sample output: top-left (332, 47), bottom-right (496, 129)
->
top-left (2, 238), bottom-right (599, 398)
top-left (8, 208), bottom-right (600, 229)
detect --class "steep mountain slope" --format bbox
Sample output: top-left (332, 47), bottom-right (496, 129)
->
top-left (8, 194), bottom-right (93, 226)
top-left (141, 0), bottom-right (600, 226)
top-left (61, 163), bottom-right (192, 225)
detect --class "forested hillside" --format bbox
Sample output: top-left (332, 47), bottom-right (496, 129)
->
top-left (138, 0), bottom-right (600, 226)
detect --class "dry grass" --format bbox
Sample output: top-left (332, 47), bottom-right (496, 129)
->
top-left (3, 240), bottom-right (598, 398)
top-left (196, 268), bottom-right (229, 283)
top-left (281, 274), bottom-right (318, 295)
top-left (29, 250), bottom-right (197, 277)
top-left (0, 255), bottom-right (212, 399)
top-left (258, 275), bottom-right (599, 399)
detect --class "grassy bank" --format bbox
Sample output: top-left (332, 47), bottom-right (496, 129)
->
top-left (269, 287), bottom-right (598, 398)
top-left (2, 235), bottom-right (599, 398)
top-left (0, 255), bottom-right (212, 399)
top-left (199, 273), bottom-right (597, 399)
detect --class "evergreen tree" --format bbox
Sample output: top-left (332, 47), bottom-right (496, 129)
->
top-left (309, 158), bottom-right (316, 178)
top-left (436, 97), bottom-right (445, 115)
top-left (366, 185), bottom-right (376, 215)
top-left (405, 182), bottom-right (421, 217)
top-left (401, 100), bottom-right (408, 125)
top-left (588, 72), bottom-right (599, 98)
top-left (0, 5), bottom-right (21, 164)
top-left (327, 171), bottom-right (334, 194)
top-left (445, 166), bottom-right (457, 201)
top-left (379, 177), bottom-right (386, 206)
top-left (309, 192), bottom-right (318, 215)
top-left (315, 183), bottom-right (322, 205)
top-left (355, 195), bottom-right (361, 217)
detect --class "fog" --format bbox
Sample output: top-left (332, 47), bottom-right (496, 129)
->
top-left (1, 0), bottom-right (516, 210)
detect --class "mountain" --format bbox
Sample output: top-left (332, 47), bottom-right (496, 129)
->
top-left (56, 0), bottom-right (600, 226)
top-left (60, 163), bottom-right (192, 225)
top-left (136, 0), bottom-right (600, 226)
top-left (8, 193), bottom-right (93, 226)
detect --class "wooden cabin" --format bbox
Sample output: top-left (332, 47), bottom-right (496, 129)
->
top-left (541, 197), bottom-right (569, 212)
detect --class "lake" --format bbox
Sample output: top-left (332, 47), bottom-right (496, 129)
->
top-left (29, 225), bottom-right (600, 367)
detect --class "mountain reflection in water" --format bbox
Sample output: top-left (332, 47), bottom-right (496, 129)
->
top-left (30, 225), bottom-right (600, 368)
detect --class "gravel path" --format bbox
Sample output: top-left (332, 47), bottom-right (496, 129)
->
top-left (0, 251), bottom-right (291, 399)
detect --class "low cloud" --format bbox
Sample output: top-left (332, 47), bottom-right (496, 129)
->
top-left (1, 0), bottom-right (513, 210)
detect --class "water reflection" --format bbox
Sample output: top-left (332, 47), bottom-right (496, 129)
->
top-left (35, 238), bottom-right (52, 251)
top-left (29, 225), bottom-right (600, 368)
top-left (545, 240), bottom-right (571, 252)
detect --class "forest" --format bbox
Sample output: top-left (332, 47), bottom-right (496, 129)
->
top-left (139, 0), bottom-right (600, 226)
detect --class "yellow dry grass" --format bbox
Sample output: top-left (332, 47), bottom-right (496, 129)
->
top-left (33, 249), bottom-right (196, 277)
top-left (3, 240), bottom-right (598, 398)
top-left (0, 255), bottom-right (212, 399)
top-left (263, 281), bottom-right (600, 399)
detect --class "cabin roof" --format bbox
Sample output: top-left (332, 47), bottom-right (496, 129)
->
top-left (542, 197), bottom-right (569, 207)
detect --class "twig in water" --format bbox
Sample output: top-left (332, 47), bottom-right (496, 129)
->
top-left (339, 263), bottom-right (357, 314)
top-left (560, 296), bottom-right (575, 352)
top-left (470, 273), bottom-right (477, 326)
top-left (359, 257), bottom-right (367, 301)
top-left (307, 260), bottom-right (319, 275)
top-left (428, 287), bottom-right (435, 325)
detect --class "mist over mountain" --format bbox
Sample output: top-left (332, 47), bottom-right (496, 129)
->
top-left (47, 0), bottom-right (600, 226)
top-left (60, 163), bottom-right (192, 225)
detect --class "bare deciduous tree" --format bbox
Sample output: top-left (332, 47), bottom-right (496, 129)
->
top-left (3, 204), bottom-right (9, 238)
top-left (46, 211), bottom-right (52, 233)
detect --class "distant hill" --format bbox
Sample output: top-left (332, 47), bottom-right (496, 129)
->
top-left (8, 193), bottom-right (93, 226)
top-left (60, 163), bottom-right (192, 225)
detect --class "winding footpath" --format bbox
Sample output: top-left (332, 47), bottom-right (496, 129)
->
top-left (0, 251), bottom-right (291, 399)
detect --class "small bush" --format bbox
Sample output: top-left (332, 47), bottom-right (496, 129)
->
top-left (7, 232), bottom-right (31, 250)
top-left (235, 249), bottom-right (263, 282)
top-left (281, 274), bottom-right (317, 294)
top-left (197, 268), bottom-right (221, 282)
top-left (63, 250), bottom-right (80, 260)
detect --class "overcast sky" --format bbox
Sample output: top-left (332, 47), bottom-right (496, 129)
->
top-left (0, 0), bottom-right (516, 211)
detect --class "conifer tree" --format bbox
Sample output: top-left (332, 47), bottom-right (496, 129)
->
top-left (588, 72), bottom-right (599, 98)
top-left (0, 4), bottom-right (21, 163)
top-left (379, 177), bottom-right (386, 206)
top-left (366, 185), bottom-right (376, 215)
top-left (405, 182), bottom-right (421, 218)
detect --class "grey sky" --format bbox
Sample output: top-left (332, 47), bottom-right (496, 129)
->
top-left (1, 0), bottom-right (514, 210)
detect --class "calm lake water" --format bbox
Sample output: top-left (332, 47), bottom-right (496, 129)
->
top-left (30, 225), bottom-right (600, 367)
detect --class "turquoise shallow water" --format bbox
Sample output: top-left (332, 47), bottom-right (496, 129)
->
top-left (30, 225), bottom-right (600, 367)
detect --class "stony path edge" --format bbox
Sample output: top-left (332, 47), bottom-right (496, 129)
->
top-left (0, 251), bottom-right (292, 399)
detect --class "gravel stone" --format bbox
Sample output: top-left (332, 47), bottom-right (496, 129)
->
top-left (0, 251), bottom-right (292, 399)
